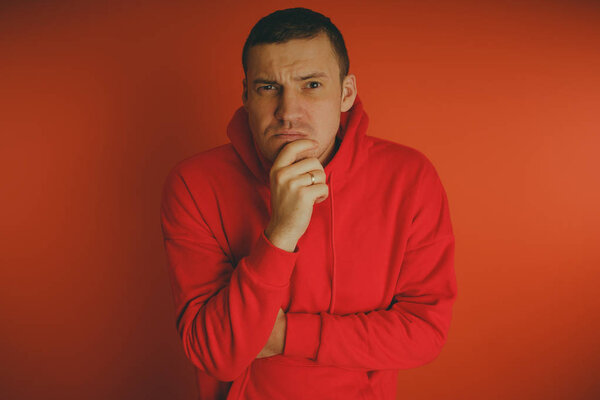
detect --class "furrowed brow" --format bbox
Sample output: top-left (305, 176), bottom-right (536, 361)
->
top-left (296, 72), bottom-right (328, 81)
top-left (252, 72), bottom-right (329, 85)
top-left (252, 78), bottom-right (278, 85)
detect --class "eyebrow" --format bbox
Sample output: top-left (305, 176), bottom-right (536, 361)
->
top-left (252, 72), bottom-right (329, 85)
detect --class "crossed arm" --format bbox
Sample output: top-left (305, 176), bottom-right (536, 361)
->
top-left (256, 307), bottom-right (287, 359)
top-left (161, 159), bottom-right (456, 380)
top-left (258, 234), bottom-right (456, 372)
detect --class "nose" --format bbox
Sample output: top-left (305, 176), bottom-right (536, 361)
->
top-left (274, 88), bottom-right (302, 124)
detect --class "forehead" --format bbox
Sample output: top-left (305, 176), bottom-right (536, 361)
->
top-left (246, 32), bottom-right (338, 77)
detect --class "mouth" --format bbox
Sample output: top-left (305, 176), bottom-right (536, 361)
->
top-left (273, 131), bottom-right (307, 141)
top-left (275, 133), bottom-right (305, 139)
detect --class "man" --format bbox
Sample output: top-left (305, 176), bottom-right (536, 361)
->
top-left (160, 7), bottom-right (457, 400)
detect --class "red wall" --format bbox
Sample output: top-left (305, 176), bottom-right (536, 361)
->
top-left (1, 1), bottom-right (599, 399)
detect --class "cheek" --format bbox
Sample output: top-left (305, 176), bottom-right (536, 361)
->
top-left (249, 111), bottom-right (268, 134)
top-left (256, 109), bottom-right (274, 131)
top-left (315, 102), bottom-right (339, 125)
top-left (314, 110), bottom-right (339, 138)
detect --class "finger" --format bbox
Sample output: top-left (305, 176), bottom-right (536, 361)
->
top-left (286, 168), bottom-right (326, 190)
top-left (275, 158), bottom-right (323, 185)
top-left (305, 169), bottom-right (326, 187)
top-left (271, 139), bottom-right (318, 171)
top-left (299, 183), bottom-right (329, 204)
top-left (312, 174), bottom-right (329, 203)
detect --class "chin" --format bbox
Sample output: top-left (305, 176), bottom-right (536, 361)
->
top-left (308, 148), bottom-right (321, 159)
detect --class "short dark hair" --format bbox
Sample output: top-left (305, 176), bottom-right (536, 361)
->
top-left (242, 7), bottom-right (350, 85)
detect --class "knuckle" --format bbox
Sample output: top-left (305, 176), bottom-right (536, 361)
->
top-left (288, 176), bottom-right (300, 190)
top-left (298, 187), bottom-right (310, 202)
top-left (273, 169), bottom-right (285, 185)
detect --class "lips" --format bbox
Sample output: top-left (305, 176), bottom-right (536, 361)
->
top-left (275, 131), bottom-right (306, 137)
top-left (273, 130), bottom-right (308, 142)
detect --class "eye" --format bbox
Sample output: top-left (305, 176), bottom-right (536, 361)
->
top-left (259, 85), bottom-right (277, 92)
top-left (307, 81), bottom-right (322, 89)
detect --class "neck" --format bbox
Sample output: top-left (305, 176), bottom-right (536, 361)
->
top-left (322, 134), bottom-right (341, 167)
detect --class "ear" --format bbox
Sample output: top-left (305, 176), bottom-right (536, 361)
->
top-left (340, 74), bottom-right (357, 112)
top-left (242, 78), bottom-right (248, 110)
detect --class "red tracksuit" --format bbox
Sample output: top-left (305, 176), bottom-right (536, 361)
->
top-left (160, 95), bottom-right (457, 399)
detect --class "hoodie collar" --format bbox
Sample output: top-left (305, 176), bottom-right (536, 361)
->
top-left (227, 95), bottom-right (370, 187)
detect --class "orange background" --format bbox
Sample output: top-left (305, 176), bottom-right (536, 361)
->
top-left (1, 1), bottom-right (599, 399)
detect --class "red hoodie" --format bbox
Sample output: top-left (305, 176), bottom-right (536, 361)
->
top-left (160, 95), bottom-right (457, 400)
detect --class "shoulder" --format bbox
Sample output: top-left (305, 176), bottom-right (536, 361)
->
top-left (161, 143), bottom-right (242, 198)
top-left (364, 135), bottom-right (439, 179)
top-left (170, 143), bottom-right (238, 177)
top-left (164, 143), bottom-right (245, 187)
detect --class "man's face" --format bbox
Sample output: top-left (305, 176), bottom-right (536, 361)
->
top-left (242, 32), bottom-right (356, 165)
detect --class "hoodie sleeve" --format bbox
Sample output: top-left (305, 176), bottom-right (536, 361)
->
top-left (283, 159), bottom-right (457, 371)
top-left (160, 168), bottom-right (299, 382)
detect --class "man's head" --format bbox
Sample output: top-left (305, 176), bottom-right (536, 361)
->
top-left (241, 7), bottom-right (357, 165)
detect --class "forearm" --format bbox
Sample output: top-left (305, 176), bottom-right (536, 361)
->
top-left (283, 236), bottom-right (457, 371)
top-left (177, 257), bottom-right (287, 380)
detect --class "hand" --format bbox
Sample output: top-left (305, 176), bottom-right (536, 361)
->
top-left (256, 308), bottom-right (287, 359)
top-left (266, 139), bottom-right (329, 252)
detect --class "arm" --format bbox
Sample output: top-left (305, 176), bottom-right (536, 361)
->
top-left (160, 169), bottom-right (298, 381)
top-left (281, 160), bottom-right (457, 371)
